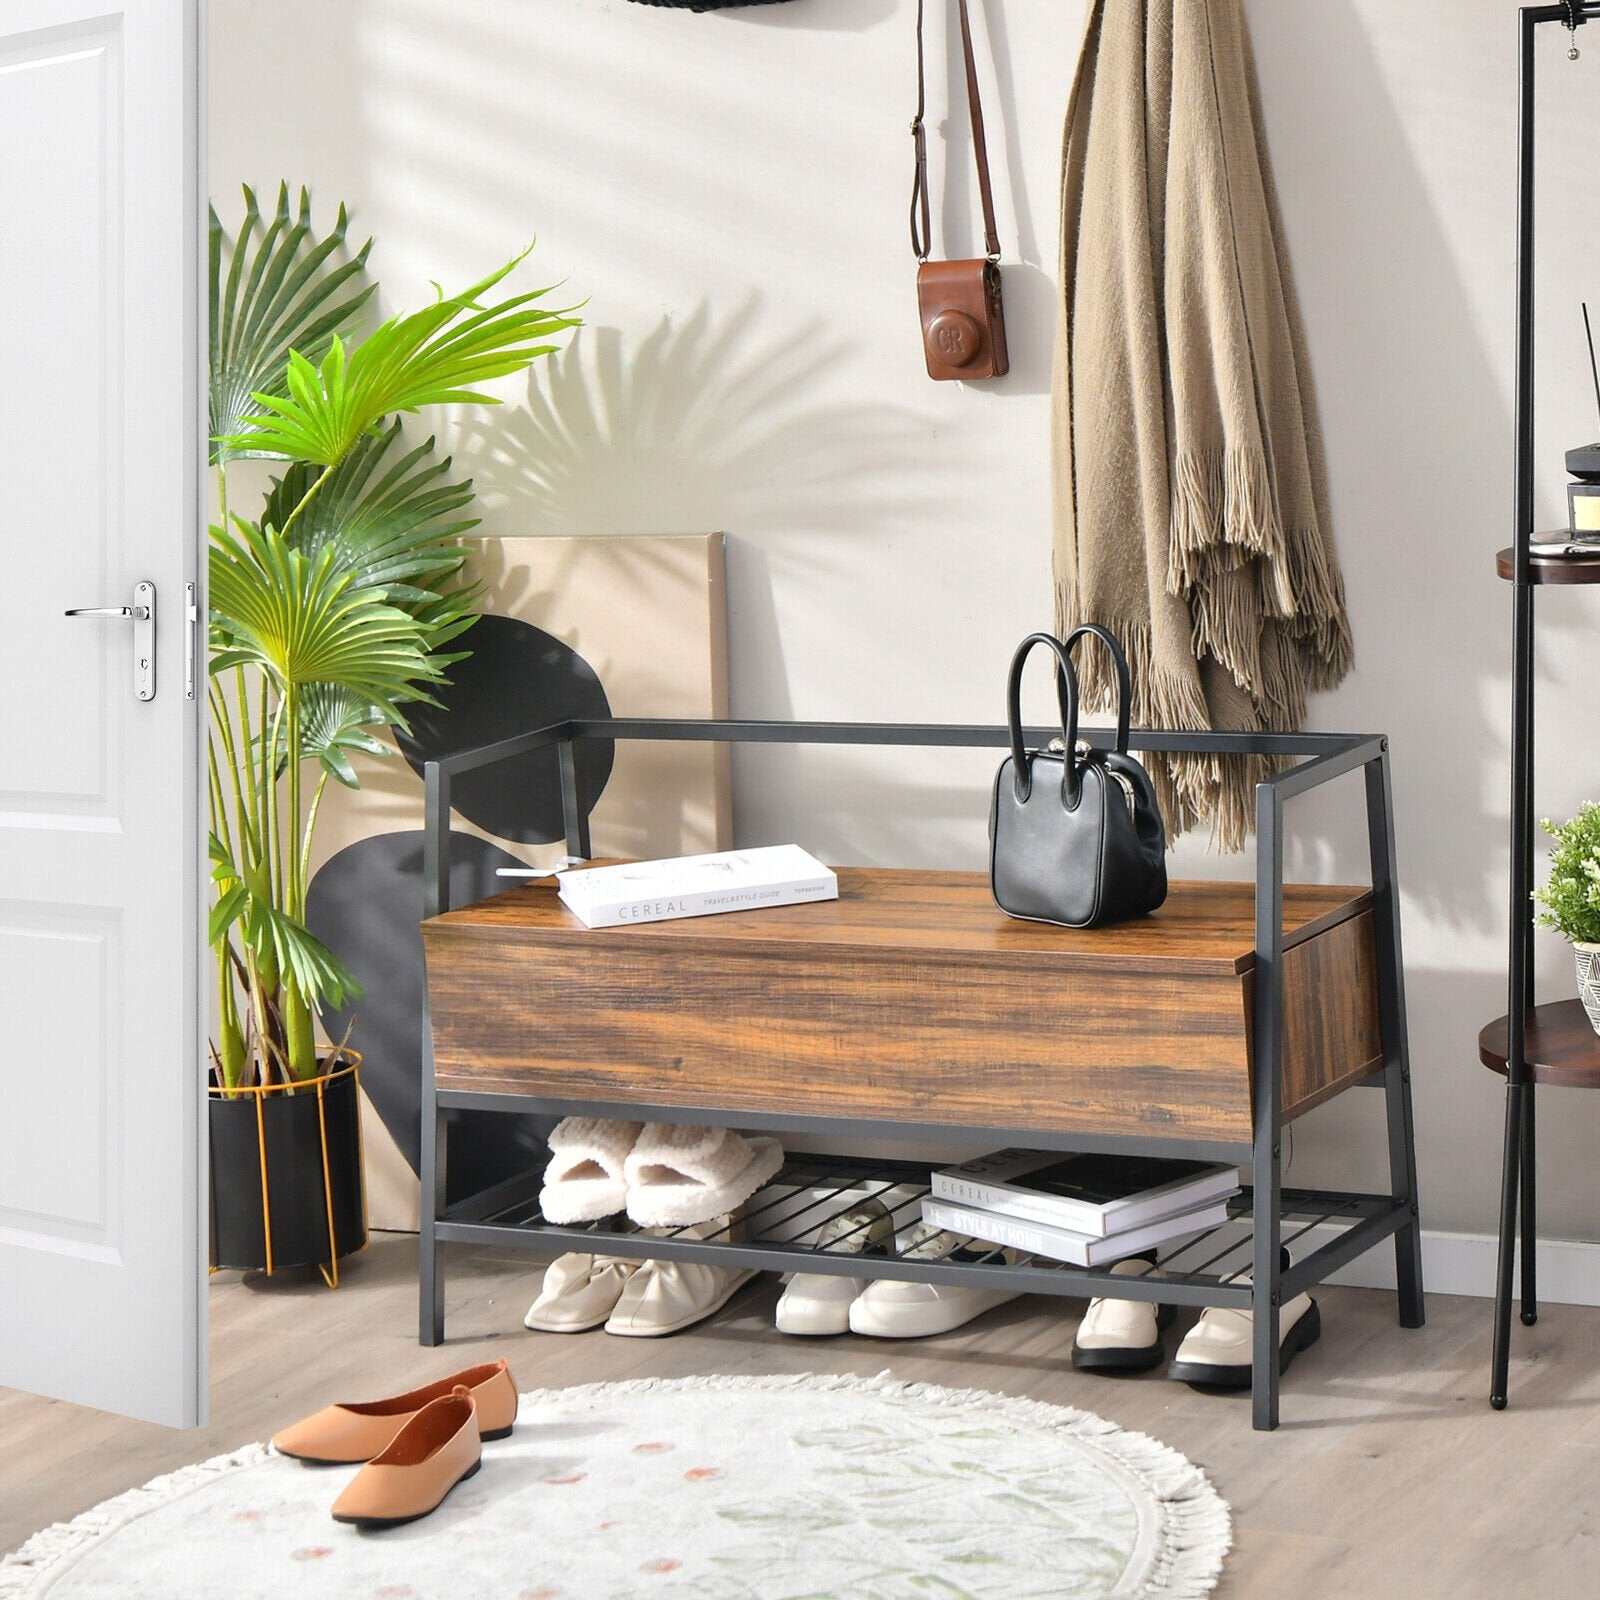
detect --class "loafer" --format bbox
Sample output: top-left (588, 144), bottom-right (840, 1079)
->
top-left (776, 1198), bottom-right (894, 1337)
top-left (272, 1359), bottom-right (518, 1464)
top-left (1071, 1256), bottom-right (1176, 1373)
top-left (330, 1388), bottom-right (481, 1529)
top-left (848, 1223), bottom-right (1021, 1339)
top-left (604, 1223), bottom-right (755, 1338)
top-left (524, 1253), bottom-right (642, 1333)
top-left (1168, 1257), bottom-right (1320, 1389)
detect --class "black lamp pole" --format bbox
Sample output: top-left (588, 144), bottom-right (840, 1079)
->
top-left (1489, 2), bottom-right (1596, 1413)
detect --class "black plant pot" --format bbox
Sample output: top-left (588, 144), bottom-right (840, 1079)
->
top-left (209, 1056), bottom-right (367, 1281)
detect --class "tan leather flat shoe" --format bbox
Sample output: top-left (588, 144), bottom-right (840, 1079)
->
top-left (330, 1388), bottom-right (482, 1529)
top-left (272, 1359), bottom-right (517, 1464)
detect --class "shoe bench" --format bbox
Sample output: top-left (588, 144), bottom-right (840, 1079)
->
top-left (417, 719), bottom-right (1424, 1430)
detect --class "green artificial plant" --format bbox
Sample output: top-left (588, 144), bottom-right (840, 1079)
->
top-left (1533, 801), bottom-right (1600, 947)
top-left (208, 185), bottom-right (580, 1090)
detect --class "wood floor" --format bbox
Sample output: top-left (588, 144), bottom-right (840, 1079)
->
top-left (4, 1235), bottom-right (1599, 1598)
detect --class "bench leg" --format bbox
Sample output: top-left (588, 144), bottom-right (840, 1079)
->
top-left (1367, 749), bottom-right (1425, 1330)
top-left (1250, 1144), bottom-right (1283, 1433)
top-left (419, 1025), bottom-right (446, 1346)
top-left (1252, 785), bottom-right (1284, 1432)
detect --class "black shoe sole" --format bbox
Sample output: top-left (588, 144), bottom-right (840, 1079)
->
top-left (331, 1457), bottom-right (482, 1529)
top-left (1167, 1299), bottom-right (1321, 1390)
top-left (1071, 1304), bottom-right (1176, 1373)
top-left (279, 1424), bottom-right (512, 1463)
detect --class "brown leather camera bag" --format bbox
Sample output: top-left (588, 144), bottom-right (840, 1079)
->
top-left (911, 0), bottom-right (1008, 381)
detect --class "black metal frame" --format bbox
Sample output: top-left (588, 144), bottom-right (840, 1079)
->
top-left (1490, 3), bottom-right (1599, 1410)
top-left (418, 718), bottom-right (1423, 1431)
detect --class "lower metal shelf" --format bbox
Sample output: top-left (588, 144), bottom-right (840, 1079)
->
top-left (437, 1151), bottom-right (1408, 1311)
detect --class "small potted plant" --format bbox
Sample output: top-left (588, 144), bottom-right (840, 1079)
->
top-left (207, 185), bottom-right (580, 1281)
top-left (1533, 801), bottom-right (1600, 1036)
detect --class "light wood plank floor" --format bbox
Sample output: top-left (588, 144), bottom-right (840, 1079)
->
top-left (4, 1236), bottom-right (1598, 1598)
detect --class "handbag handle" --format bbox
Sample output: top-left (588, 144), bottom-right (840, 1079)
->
top-left (1005, 632), bottom-right (1080, 804)
top-left (910, 0), bottom-right (1001, 264)
top-left (1061, 624), bottom-right (1132, 755)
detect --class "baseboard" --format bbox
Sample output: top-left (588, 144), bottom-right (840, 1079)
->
top-left (1302, 1223), bottom-right (1600, 1307)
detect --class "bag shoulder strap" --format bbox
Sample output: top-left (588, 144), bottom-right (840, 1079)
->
top-left (911, 0), bottom-right (1001, 263)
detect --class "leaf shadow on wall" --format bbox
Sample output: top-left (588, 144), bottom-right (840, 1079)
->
top-left (449, 298), bottom-right (954, 541)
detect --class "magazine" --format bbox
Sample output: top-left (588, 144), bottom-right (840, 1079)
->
top-left (930, 1150), bottom-right (1239, 1238)
top-left (920, 1195), bottom-right (1232, 1269)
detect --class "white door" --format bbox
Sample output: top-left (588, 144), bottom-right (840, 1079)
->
top-left (0, 0), bottom-right (204, 1426)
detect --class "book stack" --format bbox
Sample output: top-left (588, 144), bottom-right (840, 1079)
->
top-left (920, 1150), bottom-right (1239, 1268)
top-left (556, 845), bottom-right (837, 929)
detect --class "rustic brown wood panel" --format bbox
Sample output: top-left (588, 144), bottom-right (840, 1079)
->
top-left (427, 938), bottom-right (1256, 1141)
top-left (1257, 909), bottom-right (1385, 1121)
top-left (424, 871), bottom-right (1375, 1145)
top-left (430, 871), bottom-right (1367, 972)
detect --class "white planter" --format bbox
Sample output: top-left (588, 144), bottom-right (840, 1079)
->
top-left (1576, 942), bottom-right (1600, 1037)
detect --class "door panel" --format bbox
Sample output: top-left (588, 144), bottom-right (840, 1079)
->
top-left (0, 0), bottom-right (203, 1427)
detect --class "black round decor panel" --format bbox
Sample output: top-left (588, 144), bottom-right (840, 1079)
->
top-left (306, 829), bottom-right (555, 1199)
top-left (396, 613), bottom-right (614, 846)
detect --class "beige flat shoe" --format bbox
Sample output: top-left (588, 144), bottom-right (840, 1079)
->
top-left (272, 1359), bottom-right (518, 1464)
top-left (524, 1252), bottom-right (642, 1333)
top-left (604, 1225), bottom-right (756, 1338)
top-left (330, 1389), bottom-right (481, 1529)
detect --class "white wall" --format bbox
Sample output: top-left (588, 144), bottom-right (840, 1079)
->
top-left (209, 0), bottom-right (1600, 1242)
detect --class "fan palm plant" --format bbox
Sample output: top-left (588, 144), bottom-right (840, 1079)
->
top-left (208, 185), bottom-right (579, 1089)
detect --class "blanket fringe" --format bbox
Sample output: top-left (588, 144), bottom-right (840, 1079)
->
top-left (1168, 447), bottom-right (1297, 619)
top-left (1054, 589), bottom-right (1290, 851)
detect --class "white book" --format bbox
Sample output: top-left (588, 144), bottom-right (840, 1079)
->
top-left (930, 1149), bottom-right (1239, 1237)
top-left (556, 844), bottom-right (838, 930)
top-left (919, 1196), bottom-right (1232, 1269)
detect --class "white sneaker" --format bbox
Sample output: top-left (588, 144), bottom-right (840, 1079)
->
top-left (775, 1199), bottom-right (894, 1336)
top-left (847, 1223), bottom-right (1022, 1339)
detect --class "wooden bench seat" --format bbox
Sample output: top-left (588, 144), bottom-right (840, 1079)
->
top-left (423, 870), bottom-right (1380, 1147)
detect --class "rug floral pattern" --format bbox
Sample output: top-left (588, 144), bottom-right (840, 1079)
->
top-left (0, 1374), bottom-right (1229, 1600)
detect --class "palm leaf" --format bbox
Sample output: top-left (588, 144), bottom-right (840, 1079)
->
top-left (209, 834), bottom-right (361, 1010)
top-left (253, 682), bottom-right (391, 789)
top-left (221, 248), bottom-right (581, 464)
top-left (209, 518), bottom-right (445, 724)
top-left (261, 422), bottom-right (478, 600)
top-left (209, 183), bottom-right (375, 463)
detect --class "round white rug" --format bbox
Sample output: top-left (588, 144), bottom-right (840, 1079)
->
top-left (0, 1373), bottom-right (1230, 1600)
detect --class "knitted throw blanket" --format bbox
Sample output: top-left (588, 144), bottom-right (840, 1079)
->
top-left (1052, 0), bottom-right (1352, 850)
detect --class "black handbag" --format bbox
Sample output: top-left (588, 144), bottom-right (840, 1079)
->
top-left (989, 627), bottom-right (1168, 929)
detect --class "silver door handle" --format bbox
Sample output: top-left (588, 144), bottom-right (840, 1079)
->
top-left (65, 604), bottom-right (150, 621)
top-left (63, 582), bottom-right (157, 701)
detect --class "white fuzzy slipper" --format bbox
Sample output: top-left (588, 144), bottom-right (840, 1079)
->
top-left (623, 1123), bottom-right (784, 1228)
top-left (539, 1118), bottom-right (644, 1223)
